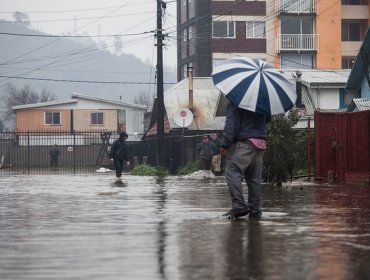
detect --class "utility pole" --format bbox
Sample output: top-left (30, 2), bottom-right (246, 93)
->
top-left (156, 0), bottom-right (165, 167)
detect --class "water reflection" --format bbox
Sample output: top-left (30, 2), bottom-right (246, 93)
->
top-left (154, 179), bottom-right (168, 279)
top-left (223, 221), bottom-right (264, 280)
top-left (0, 175), bottom-right (370, 280)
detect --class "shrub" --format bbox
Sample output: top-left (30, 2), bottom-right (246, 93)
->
top-left (177, 161), bottom-right (201, 175)
top-left (130, 164), bottom-right (169, 177)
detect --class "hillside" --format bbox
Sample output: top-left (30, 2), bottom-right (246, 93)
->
top-left (0, 21), bottom-right (176, 107)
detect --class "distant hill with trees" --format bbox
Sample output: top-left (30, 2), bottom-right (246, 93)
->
top-left (0, 19), bottom-right (176, 128)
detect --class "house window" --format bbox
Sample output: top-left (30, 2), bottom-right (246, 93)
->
top-left (341, 21), bottom-right (361, 41)
top-left (246, 21), bottom-right (266, 38)
top-left (45, 112), bottom-right (61, 125)
top-left (91, 112), bottom-right (104, 125)
top-left (212, 21), bottom-right (235, 38)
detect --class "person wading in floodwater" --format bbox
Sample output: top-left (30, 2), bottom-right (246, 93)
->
top-left (196, 135), bottom-right (217, 171)
top-left (220, 102), bottom-right (268, 220)
top-left (109, 131), bottom-right (130, 182)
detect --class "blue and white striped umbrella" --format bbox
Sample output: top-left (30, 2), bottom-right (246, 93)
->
top-left (212, 57), bottom-right (297, 116)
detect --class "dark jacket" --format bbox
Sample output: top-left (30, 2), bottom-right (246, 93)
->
top-left (109, 139), bottom-right (128, 161)
top-left (197, 141), bottom-right (217, 160)
top-left (221, 102), bottom-right (268, 149)
top-left (49, 147), bottom-right (60, 159)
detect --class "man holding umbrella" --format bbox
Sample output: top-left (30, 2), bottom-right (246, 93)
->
top-left (212, 57), bottom-right (297, 220)
top-left (220, 102), bottom-right (268, 220)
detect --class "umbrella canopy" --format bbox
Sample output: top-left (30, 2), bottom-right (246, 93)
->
top-left (212, 57), bottom-right (297, 116)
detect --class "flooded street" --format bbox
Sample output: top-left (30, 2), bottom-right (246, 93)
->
top-left (1, 173), bottom-right (370, 280)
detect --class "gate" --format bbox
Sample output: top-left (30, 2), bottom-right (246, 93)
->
top-left (315, 111), bottom-right (370, 184)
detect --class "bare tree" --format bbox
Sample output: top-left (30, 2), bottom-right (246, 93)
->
top-left (1, 83), bottom-right (55, 129)
top-left (13, 12), bottom-right (31, 27)
top-left (134, 91), bottom-right (153, 110)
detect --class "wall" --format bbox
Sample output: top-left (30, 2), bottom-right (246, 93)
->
top-left (73, 110), bottom-right (118, 131)
top-left (16, 109), bottom-right (71, 131)
top-left (316, 0), bottom-right (342, 69)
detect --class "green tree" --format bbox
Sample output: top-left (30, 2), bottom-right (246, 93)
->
top-left (264, 109), bottom-right (304, 183)
top-left (1, 83), bottom-right (55, 129)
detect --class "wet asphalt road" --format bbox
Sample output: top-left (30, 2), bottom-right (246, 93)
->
top-left (1, 173), bottom-right (370, 280)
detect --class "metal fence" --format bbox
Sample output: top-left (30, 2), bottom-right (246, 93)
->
top-left (0, 131), bottom-right (205, 175)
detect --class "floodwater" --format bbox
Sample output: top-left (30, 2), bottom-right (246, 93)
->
top-left (1, 172), bottom-right (370, 280)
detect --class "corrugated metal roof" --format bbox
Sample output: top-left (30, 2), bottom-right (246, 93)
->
top-left (280, 69), bottom-right (350, 88)
top-left (12, 99), bottom-right (77, 110)
top-left (347, 98), bottom-right (370, 112)
top-left (12, 93), bottom-right (147, 111)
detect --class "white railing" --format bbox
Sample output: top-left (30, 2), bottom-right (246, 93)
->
top-left (276, 0), bottom-right (316, 14)
top-left (276, 34), bottom-right (318, 52)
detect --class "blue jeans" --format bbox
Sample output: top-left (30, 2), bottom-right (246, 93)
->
top-left (225, 140), bottom-right (265, 217)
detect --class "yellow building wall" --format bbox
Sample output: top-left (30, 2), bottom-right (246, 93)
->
top-left (15, 109), bottom-right (118, 132)
top-left (316, 0), bottom-right (342, 69)
top-left (73, 110), bottom-right (117, 131)
top-left (16, 109), bottom-right (71, 132)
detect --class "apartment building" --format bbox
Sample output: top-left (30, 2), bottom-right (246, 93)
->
top-left (177, 0), bottom-right (370, 81)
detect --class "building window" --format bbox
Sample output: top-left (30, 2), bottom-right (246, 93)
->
top-left (341, 21), bottom-right (361, 41)
top-left (183, 29), bottom-right (188, 42)
top-left (188, 25), bottom-right (193, 39)
top-left (246, 21), bottom-right (266, 38)
top-left (341, 0), bottom-right (367, 5)
top-left (342, 57), bottom-right (356, 69)
top-left (212, 21), bottom-right (235, 38)
top-left (281, 54), bottom-right (314, 69)
top-left (183, 26), bottom-right (193, 42)
top-left (91, 112), bottom-right (104, 125)
top-left (281, 16), bottom-right (314, 35)
top-left (45, 112), bottom-right (61, 125)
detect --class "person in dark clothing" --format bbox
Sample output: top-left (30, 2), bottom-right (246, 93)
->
top-left (196, 135), bottom-right (217, 170)
top-left (220, 102), bottom-right (268, 220)
top-left (49, 144), bottom-right (60, 167)
top-left (210, 133), bottom-right (222, 175)
top-left (109, 131), bottom-right (130, 181)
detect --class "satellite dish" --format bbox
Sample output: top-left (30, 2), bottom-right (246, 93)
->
top-left (174, 107), bottom-right (193, 127)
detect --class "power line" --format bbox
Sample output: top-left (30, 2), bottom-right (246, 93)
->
top-left (0, 30), bottom-right (154, 38)
top-left (0, 11), bottom-right (155, 24)
top-left (0, 75), bottom-right (176, 84)
top-left (0, 0), bottom-right (155, 14)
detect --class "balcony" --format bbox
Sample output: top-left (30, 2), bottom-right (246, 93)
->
top-left (276, 34), bottom-right (318, 53)
top-left (276, 0), bottom-right (316, 15)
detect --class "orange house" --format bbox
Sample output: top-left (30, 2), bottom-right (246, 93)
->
top-left (11, 93), bottom-right (147, 140)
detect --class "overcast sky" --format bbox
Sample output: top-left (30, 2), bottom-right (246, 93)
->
top-left (0, 0), bottom-right (177, 67)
